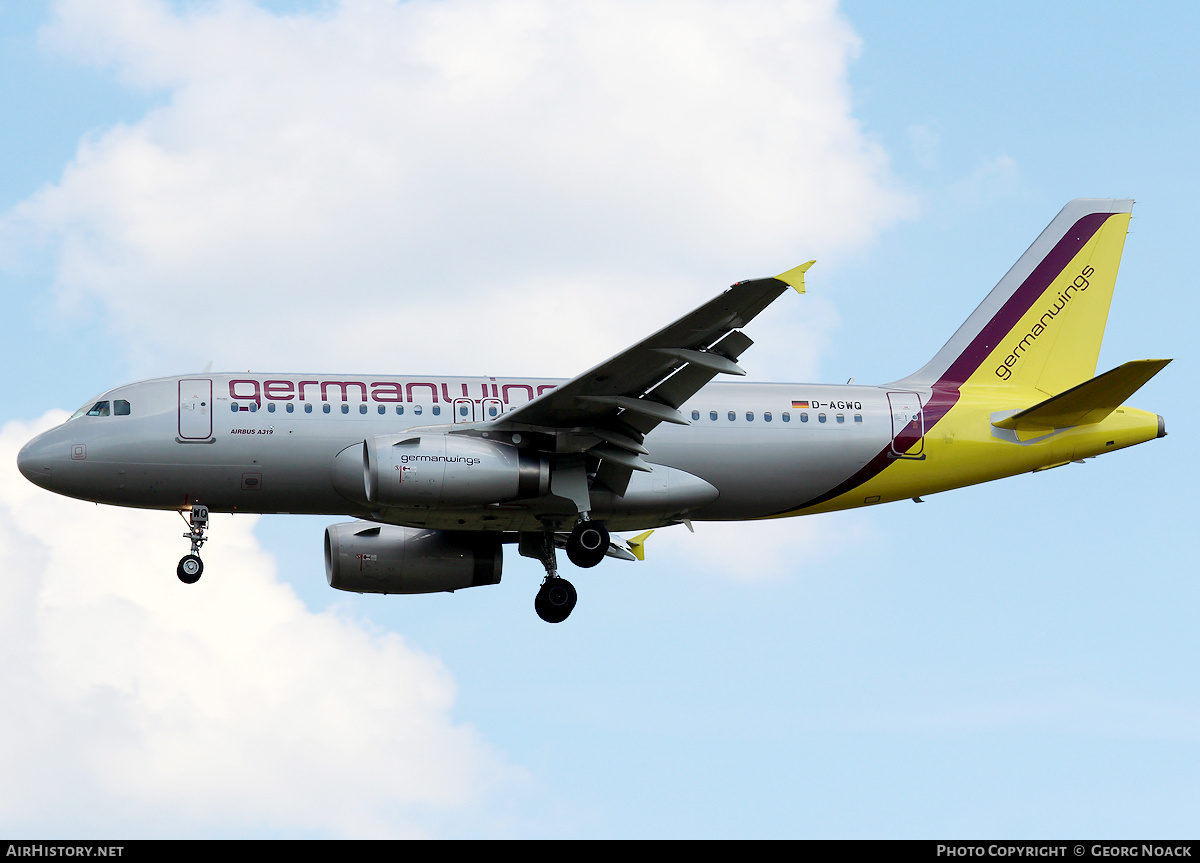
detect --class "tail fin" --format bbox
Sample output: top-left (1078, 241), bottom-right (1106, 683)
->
top-left (893, 199), bottom-right (1133, 395)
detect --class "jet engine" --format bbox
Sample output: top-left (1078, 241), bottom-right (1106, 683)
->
top-left (324, 522), bottom-right (502, 594)
top-left (332, 434), bottom-right (549, 507)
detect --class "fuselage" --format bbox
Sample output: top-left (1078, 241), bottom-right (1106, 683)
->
top-left (16, 371), bottom-right (1163, 533)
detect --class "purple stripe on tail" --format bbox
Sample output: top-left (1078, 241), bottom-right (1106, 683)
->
top-left (773, 211), bottom-right (1116, 516)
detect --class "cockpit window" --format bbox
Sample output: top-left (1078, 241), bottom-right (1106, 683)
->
top-left (114, 399), bottom-right (131, 416)
top-left (86, 401), bottom-right (111, 417)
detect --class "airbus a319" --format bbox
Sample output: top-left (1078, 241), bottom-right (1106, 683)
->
top-left (17, 199), bottom-right (1169, 622)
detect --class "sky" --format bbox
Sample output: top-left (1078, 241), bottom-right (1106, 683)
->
top-left (0, 0), bottom-right (1196, 839)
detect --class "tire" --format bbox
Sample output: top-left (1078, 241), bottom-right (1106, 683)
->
top-left (177, 554), bottom-right (203, 584)
top-left (535, 578), bottom-right (577, 623)
top-left (566, 521), bottom-right (609, 568)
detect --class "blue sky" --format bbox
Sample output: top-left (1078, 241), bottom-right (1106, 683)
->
top-left (0, 0), bottom-right (1196, 838)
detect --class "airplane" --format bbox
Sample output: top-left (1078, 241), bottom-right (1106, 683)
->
top-left (16, 199), bottom-right (1169, 623)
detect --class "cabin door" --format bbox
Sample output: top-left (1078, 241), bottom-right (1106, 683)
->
top-left (178, 379), bottom-right (213, 440)
top-left (886, 391), bottom-right (925, 459)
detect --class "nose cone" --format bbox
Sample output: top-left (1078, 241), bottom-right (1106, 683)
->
top-left (17, 432), bottom-right (56, 490)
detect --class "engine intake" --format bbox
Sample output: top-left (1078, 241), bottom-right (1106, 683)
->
top-left (325, 522), bottom-right (502, 594)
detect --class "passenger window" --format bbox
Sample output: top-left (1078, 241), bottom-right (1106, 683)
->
top-left (249, 403), bottom-right (257, 413)
top-left (432, 405), bottom-right (441, 416)
top-left (114, 399), bottom-right (131, 416)
top-left (396, 406), bottom-right (405, 415)
top-left (359, 404), bottom-right (368, 415)
top-left (488, 406), bottom-right (498, 417)
top-left (341, 405), bottom-right (349, 414)
top-left (691, 410), bottom-right (700, 421)
top-left (267, 403), bottom-right (276, 413)
top-left (378, 405), bottom-right (385, 415)
top-left (746, 412), bottom-right (754, 422)
top-left (287, 403), bottom-right (295, 413)
top-left (782, 412), bottom-right (790, 422)
top-left (764, 412), bottom-right (772, 422)
top-left (322, 404), bottom-right (331, 414)
top-left (819, 413), bottom-right (826, 423)
top-left (230, 403), bottom-right (239, 413)
top-left (854, 414), bottom-right (863, 423)
top-left (800, 412), bottom-right (808, 422)
top-left (836, 413), bottom-right (845, 424)
top-left (461, 405), bottom-right (471, 417)
top-left (709, 411), bottom-right (718, 421)
top-left (727, 411), bottom-right (736, 422)
top-left (304, 403), bottom-right (313, 414)
top-left (414, 406), bottom-right (423, 415)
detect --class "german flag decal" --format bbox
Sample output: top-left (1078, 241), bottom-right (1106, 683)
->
top-left (791, 400), bottom-right (810, 408)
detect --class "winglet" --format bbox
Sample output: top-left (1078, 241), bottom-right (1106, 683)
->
top-left (776, 260), bottom-right (816, 294)
top-left (627, 530), bottom-right (654, 561)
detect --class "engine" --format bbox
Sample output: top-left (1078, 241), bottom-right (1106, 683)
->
top-left (324, 522), bottom-right (503, 594)
top-left (332, 434), bottom-right (549, 507)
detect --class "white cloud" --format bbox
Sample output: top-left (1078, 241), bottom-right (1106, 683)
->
top-left (0, 412), bottom-right (515, 837)
top-left (946, 154), bottom-right (1023, 208)
top-left (651, 508), bottom-right (872, 582)
top-left (906, 123), bottom-right (940, 171)
top-left (4, 0), bottom-right (912, 382)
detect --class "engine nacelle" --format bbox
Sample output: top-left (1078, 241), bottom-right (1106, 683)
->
top-left (332, 434), bottom-right (549, 507)
top-left (324, 522), bottom-right (502, 594)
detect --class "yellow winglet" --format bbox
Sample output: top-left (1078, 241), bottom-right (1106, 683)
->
top-left (776, 260), bottom-right (816, 294)
top-left (627, 530), bottom-right (654, 562)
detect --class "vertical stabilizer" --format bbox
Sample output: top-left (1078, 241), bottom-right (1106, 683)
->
top-left (893, 199), bottom-right (1133, 395)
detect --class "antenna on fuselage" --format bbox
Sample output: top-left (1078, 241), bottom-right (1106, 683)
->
top-left (202, 361), bottom-right (213, 373)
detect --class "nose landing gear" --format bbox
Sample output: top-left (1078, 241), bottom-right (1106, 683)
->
top-left (177, 505), bottom-right (209, 584)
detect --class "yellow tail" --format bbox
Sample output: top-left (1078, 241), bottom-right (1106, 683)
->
top-left (895, 199), bottom-right (1134, 396)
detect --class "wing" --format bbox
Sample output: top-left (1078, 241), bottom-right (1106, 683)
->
top-left (491, 262), bottom-right (814, 495)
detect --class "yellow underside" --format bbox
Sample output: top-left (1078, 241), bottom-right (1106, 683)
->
top-left (788, 390), bottom-right (1160, 516)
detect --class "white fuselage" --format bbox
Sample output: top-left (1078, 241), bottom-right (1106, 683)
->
top-left (19, 372), bottom-right (903, 532)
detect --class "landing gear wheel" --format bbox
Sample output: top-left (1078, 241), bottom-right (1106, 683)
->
top-left (566, 520), bottom-right (609, 568)
top-left (178, 505), bottom-right (210, 584)
top-left (177, 554), bottom-right (203, 584)
top-left (535, 577), bottom-right (578, 623)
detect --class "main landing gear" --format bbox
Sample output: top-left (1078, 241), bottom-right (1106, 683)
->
top-left (522, 517), bottom-right (611, 623)
top-left (565, 517), bottom-right (608, 569)
top-left (177, 504), bottom-right (209, 584)
top-left (535, 577), bottom-right (578, 625)
top-left (522, 531), bottom-right (579, 624)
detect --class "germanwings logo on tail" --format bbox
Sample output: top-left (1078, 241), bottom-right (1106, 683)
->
top-left (994, 265), bottom-right (1095, 381)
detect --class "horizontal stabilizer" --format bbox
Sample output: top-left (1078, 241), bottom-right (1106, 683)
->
top-left (993, 359), bottom-right (1171, 431)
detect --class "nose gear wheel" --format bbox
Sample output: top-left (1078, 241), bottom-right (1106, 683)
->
top-left (177, 554), bottom-right (203, 583)
top-left (176, 505), bottom-right (210, 584)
